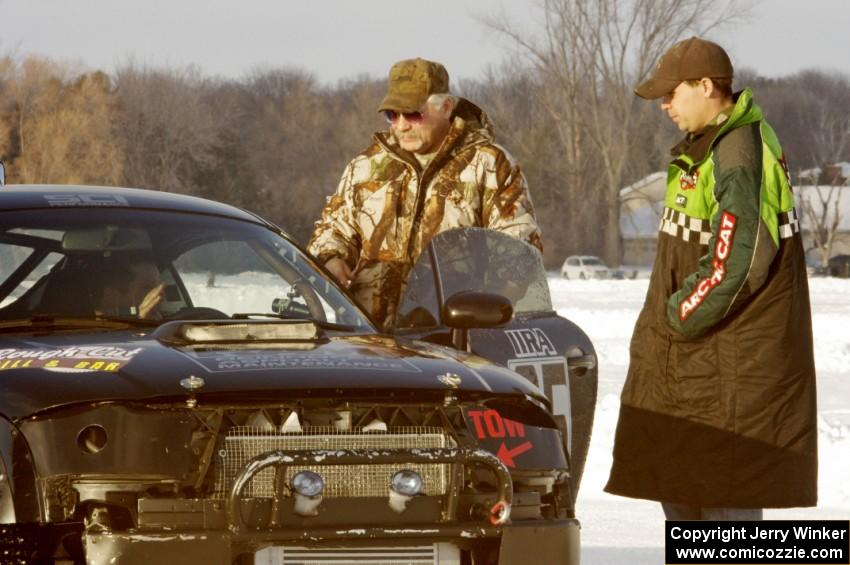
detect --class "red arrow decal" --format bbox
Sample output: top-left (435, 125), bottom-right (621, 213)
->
top-left (496, 441), bottom-right (533, 468)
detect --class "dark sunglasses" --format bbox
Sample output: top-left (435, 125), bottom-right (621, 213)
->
top-left (383, 110), bottom-right (425, 124)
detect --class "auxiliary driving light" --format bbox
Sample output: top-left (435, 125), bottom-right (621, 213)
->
top-left (290, 471), bottom-right (324, 497)
top-left (390, 469), bottom-right (423, 496)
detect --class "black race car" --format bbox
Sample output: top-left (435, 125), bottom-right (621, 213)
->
top-left (0, 185), bottom-right (597, 564)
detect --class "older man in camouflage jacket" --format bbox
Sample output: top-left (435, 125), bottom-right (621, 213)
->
top-left (308, 58), bottom-right (542, 330)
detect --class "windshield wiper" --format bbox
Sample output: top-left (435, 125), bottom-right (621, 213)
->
top-left (0, 315), bottom-right (159, 333)
top-left (230, 312), bottom-right (358, 332)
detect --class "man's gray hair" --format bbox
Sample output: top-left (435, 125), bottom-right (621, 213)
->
top-left (426, 93), bottom-right (456, 111)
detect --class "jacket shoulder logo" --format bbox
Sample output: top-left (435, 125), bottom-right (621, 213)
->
top-left (679, 170), bottom-right (700, 191)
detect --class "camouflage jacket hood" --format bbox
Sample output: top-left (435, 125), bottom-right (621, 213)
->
top-left (308, 98), bottom-right (542, 329)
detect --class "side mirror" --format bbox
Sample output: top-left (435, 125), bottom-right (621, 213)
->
top-left (441, 291), bottom-right (513, 351)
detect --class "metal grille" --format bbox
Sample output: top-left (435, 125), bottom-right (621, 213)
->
top-left (256, 543), bottom-right (462, 565)
top-left (213, 426), bottom-right (452, 498)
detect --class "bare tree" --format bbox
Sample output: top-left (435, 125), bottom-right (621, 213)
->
top-left (798, 165), bottom-right (849, 269)
top-left (234, 69), bottom-right (385, 243)
top-left (796, 81), bottom-right (850, 267)
top-left (113, 64), bottom-right (233, 194)
top-left (800, 182), bottom-right (845, 268)
top-left (481, 0), bottom-right (747, 265)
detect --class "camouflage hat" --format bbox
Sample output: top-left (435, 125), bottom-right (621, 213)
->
top-left (378, 58), bottom-right (450, 113)
top-left (635, 37), bottom-right (733, 100)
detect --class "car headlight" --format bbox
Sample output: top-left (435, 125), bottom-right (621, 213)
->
top-left (290, 470), bottom-right (324, 497)
top-left (390, 469), bottom-right (423, 496)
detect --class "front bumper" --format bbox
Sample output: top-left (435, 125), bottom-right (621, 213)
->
top-left (19, 447), bottom-right (580, 563)
top-left (83, 520), bottom-right (581, 565)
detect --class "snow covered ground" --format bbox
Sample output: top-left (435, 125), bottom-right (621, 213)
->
top-left (547, 276), bottom-right (850, 564)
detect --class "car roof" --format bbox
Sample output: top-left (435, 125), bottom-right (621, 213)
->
top-left (0, 184), bottom-right (266, 225)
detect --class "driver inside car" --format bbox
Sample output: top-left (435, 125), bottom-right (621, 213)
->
top-left (92, 254), bottom-right (165, 319)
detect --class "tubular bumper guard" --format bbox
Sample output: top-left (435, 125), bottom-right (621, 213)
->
top-left (226, 447), bottom-right (513, 539)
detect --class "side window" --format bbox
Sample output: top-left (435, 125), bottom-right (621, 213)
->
top-left (396, 228), bottom-right (553, 327)
top-left (0, 244), bottom-right (32, 283)
top-left (0, 243), bottom-right (63, 309)
top-left (395, 259), bottom-right (441, 329)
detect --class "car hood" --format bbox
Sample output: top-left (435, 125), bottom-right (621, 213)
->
top-left (0, 330), bottom-right (543, 419)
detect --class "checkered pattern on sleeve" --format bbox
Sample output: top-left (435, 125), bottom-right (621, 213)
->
top-left (658, 207), bottom-right (712, 245)
top-left (778, 208), bottom-right (800, 239)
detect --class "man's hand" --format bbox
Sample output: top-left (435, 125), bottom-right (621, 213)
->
top-left (139, 283), bottom-right (165, 319)
top-left (325, 257), bottom-right (354, 288)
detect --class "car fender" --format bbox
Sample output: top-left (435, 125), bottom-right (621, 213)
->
top-left (0, 416), bottom-right (41, 523)
top-left (468, 314), bottom-right (597, 501)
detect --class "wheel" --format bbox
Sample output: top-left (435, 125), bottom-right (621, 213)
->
top-left (579, 272), bottom-right (587, 280)
top-left (562, 271), bottom-right (569, 279)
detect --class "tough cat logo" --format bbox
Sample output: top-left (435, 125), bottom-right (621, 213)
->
top-left (679, 211), bottom-right (737, 321)
top-left (679, 170), bottom-right (700, 190)
top-left (504, 328), bottom-right (557, 358)
top-left (0, 346), bottom-right (142, 372)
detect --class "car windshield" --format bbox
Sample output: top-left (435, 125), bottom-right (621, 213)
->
top-left (581, 257), bottom-right (603, 266)
top-left (0, 209), bottom-right (373, 332)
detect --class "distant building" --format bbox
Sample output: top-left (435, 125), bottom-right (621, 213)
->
top-left (619, 172), bottom-right (665, 266)
top-left (795, 184), bottom-right (850, 263)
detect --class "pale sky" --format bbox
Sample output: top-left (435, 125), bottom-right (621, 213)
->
top-left (1, 0), bottom-right (849, 84)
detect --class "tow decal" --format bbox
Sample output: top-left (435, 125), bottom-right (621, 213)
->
top-left (496, 442), bottom-right (533, 468)
top-left (467, 409), bottom-right (525, 439)
top-left (467, 409), bottom-right (532, 468)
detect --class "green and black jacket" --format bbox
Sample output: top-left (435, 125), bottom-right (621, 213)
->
top-left (606, 89), bottom-right (817, 508)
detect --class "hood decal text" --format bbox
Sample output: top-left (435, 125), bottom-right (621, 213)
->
top-left (180, 350), bottom-right (422, 373)
top-left (0, 346), bottom-right (142, 373)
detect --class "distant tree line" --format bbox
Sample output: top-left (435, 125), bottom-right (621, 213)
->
top-left (1, 6), bottom-right (848, 267)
